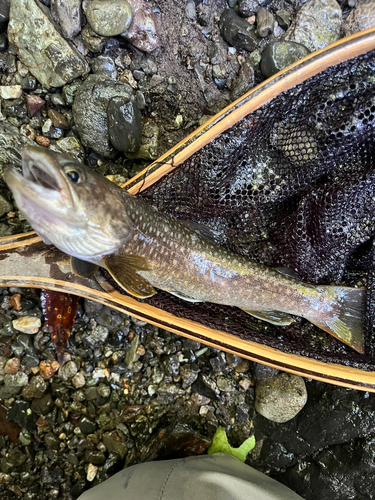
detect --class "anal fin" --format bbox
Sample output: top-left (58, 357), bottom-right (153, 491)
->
top-left (71, 257), bottom-right (99, 278)
top-left (103, 254), bottom-right (156, 299)
top-left (241, 308), bottom-right (295, 326)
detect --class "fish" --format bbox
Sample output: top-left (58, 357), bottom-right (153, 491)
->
top-left (4, 146), bottom-right (365, 353)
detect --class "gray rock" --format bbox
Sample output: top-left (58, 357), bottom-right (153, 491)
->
top-left (261, 40), bottom-right (310, 78)
top-left (275, 9), bottom-right (291, 30)
top-left (217, 376), bottom-right (235, 392)
top-left (51, 0), bottom-right (82, 40)
top-left (7, 400), bottom-right (38, 430)
top-left (121, 0), bottom-right (159, 53)
top-left (0, 51), bottom-right (15, 73)
top-left (79, 415), bottom-right (97, 435)
top-left (8, 0), bottom-right (89, 88)
top-left (49, 136), bottom-right (85, 162)
top-left (185, 0), bottom-right (196, 19)
top-left (2, 99), bottom-right (27, 118)
top-left (86, 0), bottom-right (132, 37)
top-left (59, 360), bottom-right (78, 380)
top-left (219, 9), bottom-right (259, 52)
top-left (72, 74), bottom-right (133, 157)
top-left (108, 96), bottom-right (142, 154)
top-left (257, 8), bottom-right (274, 37)
top-left (81, 23), bottom-right (107, 53)
top-left (343, 0), bottom-right (375, 36)
top-left (196, 3), bottom-right (210, 26)
top-left (91, 55), bottom-right (117, 78)
top-left (44, 431), bottom-right (61, 450)
top-left (230, 60), bottom-right (255, 101)
top-left (30, 392), bottom-right (53, 415)
top-left (126, 118), bottom-right (159, 160)
top-left (125, 334), bottom-right (140, 368)
top-left (0, 371), bottom-right (29, 398)
top-left (22, 354), bottom-right (39, 368)
top-left (89, 324), bottom-right (109, 344)
top-left (102, 431), bottom-right (127, 459)
top-left (284, 0), bottom-right (342, 52)
top-left (238, 0), bottom-right (271, 15)
top-left (0, 193), bottom-right (12, 217)
top-left (22, 375), bottom-right (47, 399)
top-left (62, 81), bottom-right (81, 106)
top-left (255, 372), bottom-right (307, 423)
top-left (20, 75), bottom-right (37, 91)
top-left (0, 0), bottom-right (9, 33)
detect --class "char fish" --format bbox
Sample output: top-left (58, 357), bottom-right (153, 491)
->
top-left (4, 146), bottom-right (365, 353)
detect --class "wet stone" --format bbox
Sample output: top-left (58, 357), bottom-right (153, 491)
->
top-left (0, 85), bottom-right (22, 99)
top-left (0, 371), bottom-right (29, 398)
top-left (343, 1), bottom-right (375, 36)
top-left (256, 8), bottom-right (274, 37)
top-left (85, 450), bottom-right (106, 465)
top-left (22, 375), bottom-right (47, 399)
top-left (5, 357), bottom-right (20, 374)
top-left (108, 97), bottom-right (142, 154)
top-left (12, 316), bottom-right (41, 334)
top-left (86, 0), bottom-right (132, 37)
top-left (50, 0), bottom-right (82, 40)
top-left (121, 0), bottom-right (159, 53)
top-left (20, 75), bottom-right (36, 91)
top-left (44, 431), bottom-right (60, 450)
top-left (0, 0), bottom-right (9, 33)
top-left (102, 431), bottom-right (128, 459)
top-left (255, 372), bottom-right (307, 423)
top-left (59, 360), bottom-right (78, 380)
top-left (220, 9), bottom-right (258, 52)
top-left (8, 0), bottom-right (89, 88)
top-left (7, 400), bottom-right (38, 431)
top-left (30, 392), bottom-right (53, 415)
top-left (25, 95), bottom-right (46, 117)
top-left (22, 354), bottom-right (39, 368)
top-left (230, 56), bottom-right (255, 101)
top-left (284, 0), bottom-right (342, 52)
top-left (42, 118), bottom-right (64, 139)
top-left (217, 376), bottom-right (235, 392)
top-left (0, 194), bottom-right (13, 217)
top-left (276, 10), bottom-right (291, 30)
top-left (72, 371), bottom-right (86, 388)
top-left (209, 353), bottom-right (226, 373)
top-left (261, 40), bottom-right (310, 78)
top-left (2, 99), bottom-right (27, 118)
top-left (0, 32), bottom-right (7, 52)
top-left (81, 23), bottom-right (107, 53)
top-left (91, 55), bottom-right (117, 79)
top-left (47, 109), bottom-right (70, 130)
top-left (79, 416), bottom-right (97, 435)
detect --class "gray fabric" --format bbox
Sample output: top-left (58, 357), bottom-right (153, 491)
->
top-left (77, 453), bottom-right (303, 500)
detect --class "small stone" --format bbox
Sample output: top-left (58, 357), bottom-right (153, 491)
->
top-left (119, 69), bottom-right (137, 88)
top-left (2, 99), bottom-right (27, 118)
top-left (343, 1), bottom-right (375, 36)
top-left (39, 360), bottom-right (60, 379)
top-left (0, 85), bottom-right (22, 99)
top-left (0, 194), bottom-right (13, 217)
top-left (17, 61), bottom-right (29, 77)
top-left (50, 93), bottom-right (66, 106)
top-left (276, 10), bottom-right (291, 30)
top-left (121, 0), bottom-right (159, 53)
top-left (22, 375), bottom-right (47, 399)
top-left (217, 376), bottom-right (235, 392)
top-left (81, 24), bottom-right (107, 53)
top-left (59, 360), bottom-right (78, 380)
top-left (25, 94), bottom-right (45, 117)
top-left (0, 372), bottom-right (29, 398)
top-left (10, 294), bottom-right (22, 310)
top-left (35, 136), bottom-right (50, 147)
top-left (108, 96), bottom-right (142, 154)
top-left (72, 371), bottom-right (86, 388)
top-left (0, 33), bottom-right (7, 52)
top-left (45, 431), bottom-right (61, 450)
top-left (79, 416), bottom-right (97, 435)
top-left (86, 0), bottom-right (132, 37)
top-left (261, 40), bottom-right (310, 78)
top-left (256, 8), bottom-right (274, 37)
top-left (230, 56), bottom-right (255, 101)
top-left (50, 0), bottom-right (82, 40)
top-left (87, 463), bottom-right (98, 482)
top-left (102, 431), bottom-right (128, 459)
top-left (12, 316), bottom-right (41, 334)
top-left (284, 0), bottom-right (342, 52)
top-left (185, 1), bottom-right (196, 19)
top-left (125, 334), bottom-right (140, 368)
top-left (125, 118), bottom-right (159, 160)
top-left (91, 55), bottom-right (117, 79)
top-left (30, 392), bottom-right (53, 415)
top-left (47, 109), bottom-right (70, 130)
top-left (255, 372), bottom-right (308, 423)
top-left (7, 400), bottom-right (38, 431)
top-left (196, 3), bottom-right (210, 26)
top-left (239, 378), bottom-right (253, 390)
top-left (220, 9), bottom-right (258, 52)
top-left (235, 358), bottom-right (251, 373)
top-left (5, 358), bottom-right (20, 374)
top-left (42, 118), bottom-right (64, 139)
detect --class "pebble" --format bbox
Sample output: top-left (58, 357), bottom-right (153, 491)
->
top-left (47, 109), bottom-right (70, 130)
top-left (0, 0), bottom-right (9, 33)
top-left (79, 416), bottom-right (97, 435)
top-left (121, 0), bottom-right (159, 53)
top-left (102, 431), bottom-right (128, 459)
top-left (196, 3), bottom-right (210, 26)
top-left (35, 136), bottom-right (50, 147)
top-left (22, 375), bottom-right (47, 399)
top-left (126, 118), bottom-right (159, 160)
top-left (42, 118), bottom-right (64, 139)
top-left (276, 10), bottom-right (291, 30)
top-left (220, 9), bottom-right (259, 52)
top-left (256, 8), bottom-right (274, 37)
top-left (0, 194), bottom-right (13, 217)
top-left (91, 55), bottom-right (117, 79)
top-left (7, 400), bottom-right (38, 431)
top-left (86, 0), bottom-right (133, 37)
top-left (231, 56), bottom-right (255, 101)
top-left (255, 372), bottom-right (308, 423)
top-left (50, 93), bottom-right (66, 106)
top-left (5, 357), bottom-right (20, 374)
top-left (81, 24), bottom-right (107, 53)
top-left (0, 85), bottom-right (22, 99)
top-left (0, 32), bottom-right (7, 52)
top-left (39, 360), bottom-right (60, 379)
top-left (108, 96), bottom-right (142, 154)
top-left (343, 1), bottom-right (375, 36)
top-left (261, 40), bottom-right (310, 78)
top-left (185, 0), bottom-right (196, 19)
top-left (2, 99), bottom-right (28, 118)
top-left (72, 371), bottom-right (86, 388)
top-left (87, 463), bottom-right (98, 482)
top-left (12, 316), bottom-right (41, 334)
top-left (0, 372), bottom-right (29, 398)
top-left (10, 295), bottom-right (22, 311)
top-left (44, 431), bottom-right (61, 450)
top-left (30, 392), bottom-right (53, 415)
top-left (72, 74), bottom-right (134, 158)
top-left (50, 0), bottom-right (82, 40)
top-left (8, 0), bottom-right (89, 88)
top-left (59, 360), bottom-right (78, 380)
top-left (25, 94), bottom-right (46, 117)
top-left (284, 0), bottom-right (342, 52)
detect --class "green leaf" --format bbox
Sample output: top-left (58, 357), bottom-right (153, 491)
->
top-left (207, 426), bottom-right (256, 463)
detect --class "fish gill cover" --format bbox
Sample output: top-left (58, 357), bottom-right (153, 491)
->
top-left (136, 49), bottom-right (375, 370)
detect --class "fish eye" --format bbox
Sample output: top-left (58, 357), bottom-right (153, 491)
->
top-left (65, 170), bottom-right (81, 183)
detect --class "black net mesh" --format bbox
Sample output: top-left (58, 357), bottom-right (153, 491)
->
top-left (130, 49), bottom-right (375, 369)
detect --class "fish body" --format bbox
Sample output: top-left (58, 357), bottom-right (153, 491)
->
top-left (4, 146), bottom-right (365, 352)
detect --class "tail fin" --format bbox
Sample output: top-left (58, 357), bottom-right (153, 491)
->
top-left (306, 286), bottom-right (365, 354)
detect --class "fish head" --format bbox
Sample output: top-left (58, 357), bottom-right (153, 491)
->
top-left (4, 146), bottom-right (134, 262)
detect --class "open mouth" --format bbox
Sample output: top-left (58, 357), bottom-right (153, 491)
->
top-left (26, 163), bottom-right (61, 191)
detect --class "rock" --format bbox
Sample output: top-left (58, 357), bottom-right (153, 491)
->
top-left (44, 431), bottom-right (61, 450)
top-left (5, 357), bottom-right (20, 374)
top-left (185, 1), bottom-right (196, 19)
top-left (50, 0), bottom-right (82, 40)
top-left (22, 375), bottom-right (47, 399)
top-left (59, 360), bottom-right (78, 380)
top-left (125, 334), bottom-right (140, 368)
top-left (238, 0), bottom-right (271, 15)
top-left (343, 0), bottom-right (375, 36)
top-left (255, 372), bottom-right (307, 423)
top-left (0, 32), bottom-right (7, 52)
top-left (81, 24), bottom-right (107, 53)
top-left (0, 85), bottom-right (22, 99)
top-left (47, 109), bottom-right (70, 130)
top-left (196, 3), bottom-right (210, 26)
top-left (275, 9), bottom-right (291, 30)
top-left (220, 9), bottom-right (259, 52)
top-left (125, 117), bottom-right (159, 160)
top-left (0, 0), bottom-right (9, 33)
top-left (107, 96), bottom-right (142, 153)
top-left (180, 364), bottom-right (199, 389)
top-left (20, 75), bottom-right (37, 91)
top-left (42, 118), bottom-right (64, 139)
top-left (0, 51), bottom-right (15, 73)
top-left (8, 0), bottom-right (89, 88)
top-left (7, 400), bottom-right (38, 431)
top-left (86, 463), bottom-right (98, 482)
top-left (261, 40), bottom-right (310, 78)
top-left (12, 316), bottom-right (41, 334)
top-left (72, 74), bottom-right (133, 158)
top-left (102, 431), bottom-right (128, 459)
top-left (86, 0), bottom-right (132, 36)
top-left (30, 392), bottom-right (53, 415)
top-left (72, 371), bottom-right (86, 388)
top-left (25, 94), bottom-right (46, 117)
top-left (35, 136), bottom-right (50, 147)
top-left (39, 360), bottom-right (60, 379)
top-left (0, 194), bottom-right (13, 217)
top-left (230, 56), bottom-right (255, 101)
top-left (91, 55), bottom-right (117, 78)
top-left (121, 0), bottom-right (159, 53)
top-left (217, 376), bottom-right (235, 392)
top-left (0, 372), bottom-right (29, 398)
top-left (50, 136), bottom-right (85, 162)
top-left (79, 415), bottom-right (97, 435)
top-left (284, 0), bottom-right (342, 52)
top-left (2, 99), bottom-right (27, 118)
top-left (256, 8), bottom-right (274, 37)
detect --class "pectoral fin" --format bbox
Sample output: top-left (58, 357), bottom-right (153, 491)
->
top-left (241, 308), bottom-right (295, 326)
top-left (71, 257), bottom-right (99, 278)
top-left (103, 254), bottom-right (156, 299)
